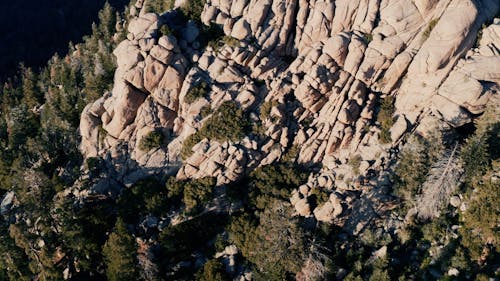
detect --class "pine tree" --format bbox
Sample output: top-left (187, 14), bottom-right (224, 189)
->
top-left (102, 218), bottom-right (139, 281)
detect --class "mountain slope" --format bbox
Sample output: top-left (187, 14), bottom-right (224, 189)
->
top-left (0, 0), bottom-right (499, 280)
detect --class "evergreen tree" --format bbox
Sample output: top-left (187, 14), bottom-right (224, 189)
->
top-left (102, 218), bottom-right (139, 281)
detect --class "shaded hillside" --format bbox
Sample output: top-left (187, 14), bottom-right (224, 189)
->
top-left (0, 0), bottom-right (128, 82)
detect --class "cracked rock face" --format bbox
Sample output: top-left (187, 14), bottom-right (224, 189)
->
top-left (79, 0), bottom-right (499, 222)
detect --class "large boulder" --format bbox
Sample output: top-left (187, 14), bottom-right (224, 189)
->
top-left (104, 82), bottom-right (148, 138)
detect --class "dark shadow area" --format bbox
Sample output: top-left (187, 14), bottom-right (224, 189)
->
top-left (0, 0), bottom-right (129, 82)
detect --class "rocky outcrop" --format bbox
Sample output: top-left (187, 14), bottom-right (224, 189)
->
top-left (79, 0), bottom-right (499, 212)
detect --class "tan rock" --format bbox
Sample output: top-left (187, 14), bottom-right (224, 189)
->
top-left (150, 45), bottom-right (173, 64)
top-left (431, 95), bottom-right (471, 127)
top-left (128, 13), bottom-right (160, 39)
top-left (459, 56), bottom-right (500, 83)
top-left (230, 0), bottom-right (248, 18)
top-left (139, 37), bottom-right (156, 52)
top-left (124, 63), bottom-right (145, 90)
top-left (323, 34), bottom-right (350, 67)
top-left (390, 115), bottom-right (409, 143)
top-left (313, 194), bottom-right (343, 223)
top-left (104, 82), bottom-right (147, 138)
top-left (231, 18), bottom-right (251, 40)
top-left (295, 198), bottom-right (311, 217)
top-left (113, 40), bottom-right (142, 71)
top-left (144, 57), bottom-right (166, 93)
top-left (79, 105), bottom-right (101, 158)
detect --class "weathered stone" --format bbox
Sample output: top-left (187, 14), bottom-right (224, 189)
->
top-left (295, 198), bottom-right (311, 217)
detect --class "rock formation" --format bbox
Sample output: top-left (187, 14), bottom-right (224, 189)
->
top-left (79, 0), bottom-right (499, 223)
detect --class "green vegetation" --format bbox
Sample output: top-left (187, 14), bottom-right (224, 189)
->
top-left (229, 201), bottom-right (307, 280)
top-left (0, 3), bottom-right (122, 279)
top-left (259, 99), bottom-right (278, 121)
top-left (159, 24), bottom-right (174, 37)
top-left (393, 134), bottom-right (443, 212)
top-left (247, 162), bottom-right (309, 210)
top-left (474, 24), bottom-right (487, 48)
top-left (458, 108), bottom-right (499, 263)
top-left (423, 18), bottom-right (439, 40)
top-left (348, 154), bottom-right (363, 175)
top-left (222, 36), bottom-right (239, 48)
top-left (195, 259), bottom-right (230, 281)
top-left (185, 81), bottom-right (209, 104)
top-left (222, 160), bottom-right (312, 279)
top-left (159, 213), bottom-right (227, 261)
top-left (207, 36), bottom-right (240, 52)
top-left (376, 95), bottom-right (396, 143)
top-left (199, 105), bottom-right (212, 118)
top-left (182, 177), bottom-right (216, 213)
top-left (179, 0), bottom-right (206, 22)
top-left (181, 101), bottom-right (250, 159)
top-left (181, 133), bottom-right (204, 159)
top-left (387, 107), bottom-right (499, 280)
top-left (98, 124), bottom-right (107, 143)
top-left (139, 130), bottom-right (164, 151)
top-left (363, 33), bottom-right (373, 44)
top-left (311, 187), bottom-right (330, 207)
top-left (117, 178), bottom-right (167, 220)
top-left (145, 0), bottom-right (175, 13)
top-left (199, 23), bottom-right (225, 50)
top-left (164, 177), bottom-right (217, 214)
top-left (103, 218), bottom-right (139, 281)
top-left (0, 0), bottom-right (497, 280)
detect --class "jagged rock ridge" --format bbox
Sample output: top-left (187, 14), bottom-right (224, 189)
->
top-left (79, 0), bottom-right (499, 224)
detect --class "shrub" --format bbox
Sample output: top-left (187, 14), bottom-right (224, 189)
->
top-left (213, 233), bottom-right (227, 253)
top-left (460, 165), bottom-right (499, 261)
top-left (199, 24), bottom-right (225, 49)
top-left (282, 144), bottom-right (300, 163)
top-left (183, 177), bottom-right (216, 213)
top-left (228, 200), bottom-right (307, 280)
top-left (457, 109), bottom-right (499, 262)
top-left (159, 24), bottom-right (173, 37)
top-left (181, 101), bottom-right (249, 159)
top-left (98, 124), bottom-right (107, 143)
top-left (248, 163), bottom-right (308, 210)
top-left (222, 36), bottom-right (239, 48)
top-left (166, 176), bottom-right (185, 199)
top-left (139, 130), bottom-right (164, 151)
top-left (180, 0), bottom-right (206, 21)
top-left (363, 33), bottom-right (373, 44)
top-left (195, 259), bottom-right (230, 281)
top-left (145, 0), bottom-right (175, 13)
top-left (259, 100), bottom-right (278, 121)
top-left (348, 155), bottom-right (363, 175)
top-left (393, 134), bottom-right (443, 213)
top-left (199, 105), bottom-right (212, 119)
top-left (300, 116), bottom-right (314, 128)
top-left (181, 133), bottom-right (204, 159)
top-left (102, 218), bottom-right (139, 281)
top-left (185, 81), bottom-right (209, 104)
top-left (369, 268), bottom-right (390, 281)
top-left (116, 178), bottom-right (167, 221)
top-left (159, 213), bottom-right (227, 260)
top-left (250, 120), bottom-right (266, 137)
top-left (310, 187), bottom-right (330, 207)
top-left (85, 157), bottom-right (105, 179)
top-left (207, 36), bottom-right (239, 53)
top-left (474, 24), bottom-right (487, 48)
top-left (376, 96), bottom-right (395, 143)
top-left (164, 177), bottom-right (217, 214)
top-left (423, 19), bottom-right (438, 40)
top-left (145, 193), bottom-right (168, 216)
top-left (255, 79), bottom-right (265, 87)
